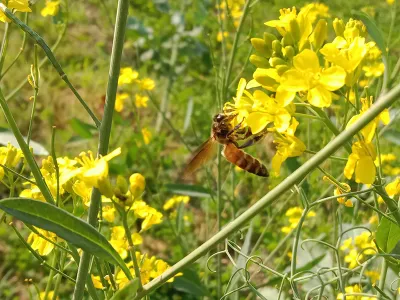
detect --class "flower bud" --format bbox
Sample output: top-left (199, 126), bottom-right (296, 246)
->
top-left (311, 19), bottom-right (327, 50)
top-left (333, 18), bottom-right (345, 37)
top-left (276, 65), bottom-right (290, 76)
top-left (129, 173), bottom-right (145, 199)
top-left (283, 46), bottom-right (295, 59)
top-left (272, 40), bottom-right (282, 55)
top-left (249, 55), bottom-right (270, 68)
top-left (299, 39), bottom-right (311, 51)
top-left (289, 19), bottom-right (301, 42)
top-left (251, 38), bottom-right (272, 57)
top-left (97, 177), bottom-right (114, 199)
top-left (263, 32), bottom-right (277, 46)
top-left (116, 175), bottom-right (128, 194)
top-left (281, 33), bottom-right (294, 47)
top-left (269, 57), bottom-right (286, 67)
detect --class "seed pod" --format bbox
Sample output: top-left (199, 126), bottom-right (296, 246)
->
top-left (249, 55), bottom-right (270, 68)
top-left (311, 19), bottom-right (327, 50)
top-left (251, 38), bottom-right (272, 57)
top-left (333, 18), bottom-right (345, 37)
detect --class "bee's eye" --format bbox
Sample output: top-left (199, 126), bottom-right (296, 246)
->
top-left (215, 114), bottom-right (224, 122)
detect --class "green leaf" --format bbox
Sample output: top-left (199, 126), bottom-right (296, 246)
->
top-left (295, 254), bottom-right (326, 273)
top-left (110, 279), bottom-right (139, 300)
top-left (69, 118), bottom-right (96, 139)
top-left (164, 183), bottom-right (211, 198)
top-left (376, 217), bottom-right (400, 253)
top-left (0, 198), bottom-right (131, 278)
top-left (172, 268), bottom-right (208, 296)
top-left (352, 11), bottom-right (386, 54)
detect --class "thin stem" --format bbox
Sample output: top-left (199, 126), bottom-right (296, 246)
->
top-left (0, 21), bottom-right (10, 75)
top-left (44, 250), bottom-right (58, 299)
top-left (51, 127), bottom-right (60, 206)
top-left (216, 145), bottom-right (223, 299)
top-left (73, 1), bottom-right (129, 299)
top-left (378, 259), bottom-right (388, 300)
top-left (0, 12), bottom-right (28, 79)
top-left (52, 251), bottom-right (67, 300)
top-left (133, 76), bottom-right (400, 299)
top-left (27, 44), bottom-right (40, 146)
top-left (0, 88), bottom-right (54, 204)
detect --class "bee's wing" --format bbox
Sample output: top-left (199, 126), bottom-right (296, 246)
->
top-left (182, 138), bottom-right (218, 179)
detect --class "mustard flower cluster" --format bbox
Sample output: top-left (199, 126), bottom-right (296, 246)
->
top-left (281, 206), bottom-right (315, 233)
top-left (336, 285), bottom-right (376, 300)
top-left (222, 3), bottom-right (389, 181)
top-left (340, 232), bottom-right (376, 269)
top-left (216, 0), bottom-right (245, 42)
top-left (0, 0), bottom-right (31, 23)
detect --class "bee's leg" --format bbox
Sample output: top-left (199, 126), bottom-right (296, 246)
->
top-left (238, 134), bottom-right (265, 149)
top-left (227, 118), bottom-right (246, 137)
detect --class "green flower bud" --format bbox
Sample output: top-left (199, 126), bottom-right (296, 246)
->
top-left (116, 175), bottom-right (128, 194)
top-left (249, 55), bottom-right (270, 68)
top-left (276, 65), bottom-right (290, 76)
top-left (98, 177), bottom-right (114, 199)
top-left (282, 33), bottom-right (294, 47)
top-left (333, 18), bottom-right (345, 37)
top-left (269, 57), bottom-right (287, 67)
top-left (263, 32), bottom-right (277, 46)
top-left (283, 46), bottom-right (295, 59)
top-left (251, 38), bottom-right (272, 57)
top-left (289, 19), bottom-right (301, 42)
top-left (272, 40), bottom-right (282, 55)
top-left (311, 19), bottom-right (327, 50)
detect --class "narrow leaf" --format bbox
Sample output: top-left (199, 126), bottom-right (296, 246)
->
top-left (352, 11), bottom-right (386, 54)
top-left (165, 183), bottom-right (211, 198)
top-left (376, 217), bottom-right (400, 253)
top-left (110, 279), bottom-right (139, 300)
top-left (0, 198), bottom-right (131, 278)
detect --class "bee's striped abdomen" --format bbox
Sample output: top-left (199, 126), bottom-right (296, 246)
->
top-left (223, 144), bottom-right (269, 177)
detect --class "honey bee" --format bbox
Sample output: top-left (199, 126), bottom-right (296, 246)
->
top-left (183, 113), bottom-right (269, 178)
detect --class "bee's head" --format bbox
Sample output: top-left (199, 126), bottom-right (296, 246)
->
top-left (213, 113), bottom-right (226, 123)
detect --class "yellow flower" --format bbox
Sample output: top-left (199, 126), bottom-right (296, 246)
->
top-left (141, 208), bottom-right (163, 231)
top-left (277, 49), bottom-right (346, 107)
top-left (271, 118), bottom-right (306, 176)
top-left (365, 270), bottom-right (380, 284)
top-left (27, 228), bottom-right (57, 256)
top-left (109, 226), bottom-right (143, 260)
top-left (341, 232), bottom-right (376, 269)
top-left (344, 141), bottom-right (376, 184)
top-left (75, 148), bottom-right (121, 188)
top-left (362, 46), bottom-right (385, 78)
top-left (138, 78), bottom-right (155, 91)
top-left (91, 275), bottom-right (104, 289)
top-left (163, 195), bottom-right (190, 211)
top-left (337, 285), bottom-right (375, 299)
top-left (281, 206), bottom-right (315, 233)
top-left (72, 180), bottom-right (92, 207)
top-left (118, 67), bottom-right (139, 85)
top-left (115, 93), bottom-right (129, 112)
top-left (102, 205), bottom-right (116, 223)
top-left (387, 0), bottom-right (395, 5)
top-left (39, 291), bottom-right (57, 300)
top-left (346, 96), bottom-right (390, 143)
top-left (0, 143), bottom-right (23, 181)
top-left (135, 94), bottom-right (149, 108)
top-left (334, 183), bottom-right (353, 207)
top-left (369, 215), bottom-right (378, 225)
top-left (129, 173), bottom-right (145, 199)
top-left (0, 0), bottom-right (31, 23)
top-left (141, 128), bottom-right (152, 145)
top-left (385, 177), bottom-right (400, 198)
top-left (217, 31), bottom-right (229, 42)
top-left (41, 1), bottom-right (60, 17)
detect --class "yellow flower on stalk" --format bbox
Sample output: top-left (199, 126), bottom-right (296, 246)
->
top-left (135, 94), bottom-right (149, 108)
top-left (276, 49), bottom-right (346, 107)
top-left (341, 232), bottom-right (376, 269)
top-left (75, 148), bottom-right (121, 188)
top-left (102, 205), bottom-right (116, 223)
top-left (334, 183), bottom-right (353, 207)
top-left (115, 93), bottom-right (129, 112)
top-left (365, 270), bottom-right (380, 284)
top-left (39, 291), bottom-right (57, 300)
top-left (271, 118), bottom-right (306, 176)
top-left (91, 275), bottom-right (104, 289)
top-left (118, 67), bottom-right (139, 85)
top-left (27, 228), bottom-right (57, 256)
top-left (163, 195), bottom-right (190, 211)
top-left (337, 285), bottom-right (375, 299)
top-left (281, 206), bottom-right (315, 233)
top-left (138, 78), bottom-right (155, 91)
top-left (217, 31), bottom-right (229, 42)
top-left (344, 141), bottom-right (376, 184)
top-left (72, 180), bottom-right (92, 207)
top-left (362, 46), bottom-right (385, 78)
top-left (0, 143), bottom-right (23, 181)
top-left (41, 1), bottom-right (60, 17)
top-left (0, 0), bottom-right (31, 23)
top-left (109, 226), bottom-right (142, 260)
top-left (141, 128), bottom-right (152, 145)
top-left (385, 177), bottom-right (400, 199)
top-left (129, 173), bottom-right (146, 200)
top-left (346, 96), bottom-right (390, 143)
top-left (131, 200), bottom-right (163, 231)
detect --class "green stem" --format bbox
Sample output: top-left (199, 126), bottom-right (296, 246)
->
top-left (122, 211), bottom-right (142, 290)
top-left (0, 21), bottom-right (10, 75)
top-left (378, 259), bottom-right (388, 300)
top-left (216, 145), bottom-right (222, 299)
top-left (51, 127), bottom-right (60, 206)
top-left (73, 1), bottom-right (129, 299)
top-left (0, 4), bottom-right (100, 128)
top-left (0, 12), bottom-right (28, 79)
top-left (133, 75), bottom-right (400, 299)
top-left (27, 44), bottom-right (40, 146)
top-left (44, 251), bottom-right (58, 299)
top-left (0, 88), bottom-right (54, 204)
top-left (52, 250), bottom-right (67, 300)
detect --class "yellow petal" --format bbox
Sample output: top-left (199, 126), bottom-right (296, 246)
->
top-left (344, 153), bottom-right (357, 180)
top-left (246, 112), bottom-right (272, 134)
top-left (307, 86), bottom-right (332, 107)
top-left (280, 69), bottom-right (309, 91)
top-left (236, 78), bottom-right (247, 100)
top-left (293, 49), bottom-right (320, 73)
top-left (276, 87), bottom-right (296, 107)
top-left (355, 157), bottom-right (376, 184)
top-left (379, 109), bottom-right (390, 125)
top-left (319, 66), bottom-right (346, 91)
